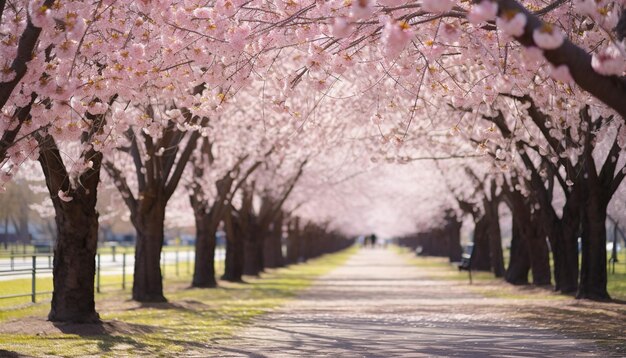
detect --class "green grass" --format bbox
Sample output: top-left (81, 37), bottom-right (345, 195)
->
top-left (0, 259), bottom-right (205, 309)
top-left (0, 245), bottom-right (196, 258)
top-left (395, 246), bottom-right (626, 300)
top-left (607, 260), bottom-right (626, 301)
top-left (393, 246), bottom-right (496, 282)
top-left (0, 247), bottom-right (355, 357)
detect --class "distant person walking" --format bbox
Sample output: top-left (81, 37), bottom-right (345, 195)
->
top-left (365, 233), bottom-right (377, 248)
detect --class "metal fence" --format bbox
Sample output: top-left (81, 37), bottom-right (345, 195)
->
top-left (0, 248), bottom-right (226, 307)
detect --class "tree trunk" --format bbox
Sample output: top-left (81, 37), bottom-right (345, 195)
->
top-left (447, 217), bottom-right (463, 262)
top-left (191, 207), bottom-right (218, 288)
top-left (48, 202), bottom-right (100, 323)
top-left (286, 217), bottom-right (301, 265)
top-left (38, 134), bottom-right (102, 323)
top-left (132, 202), bottom-right (167, 302)
top-left (485, 202), bottom-right (505, 278)
top-left (527, 214), bottom-right (551, 285)
top-left (243, 231), bottom-right (264, 276)
top-left (263, 213), bottom-right (284, 268)
top-left (551, 204), bottom-right (580, 294)
top-left (470, 218), bottom-right (491, 271)
top-left (577, 188), bottom-right (610, 300)
top-left (222, 208), bottom-right (245, 282)
top-left (505, 215), bottom-right (530, 285)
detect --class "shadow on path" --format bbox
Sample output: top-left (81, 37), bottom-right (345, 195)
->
top-left (211, 248), bottom-right (614, 357)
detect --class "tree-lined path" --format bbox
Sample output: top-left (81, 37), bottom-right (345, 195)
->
top-left (213, 249), bottom-right (605, 357)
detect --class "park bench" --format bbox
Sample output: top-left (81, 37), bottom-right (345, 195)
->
top-left (457, 253), bottom-right (471, 271)
top-left (456, 244), bottom-right (474, 284)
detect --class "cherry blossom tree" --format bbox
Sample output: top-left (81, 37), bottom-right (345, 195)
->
top-left (4, 0), bottom-right (626, 321)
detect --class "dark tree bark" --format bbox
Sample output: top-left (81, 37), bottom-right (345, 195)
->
top-left (222, 204), bottom-right (245, 282)
top-left (574, 115), bottom-right (621, 299)
top-left (286, 217), bottom-right (301, 264)
top-left (505, 187), bottom-right (530, 285)
top-left (486, 107), bottom-right (578, 293)
top-left (578, 189), bottom-right (610, 300)
top-left (471, 217), bottom-right (492, 271)
top-left (505, 187), bottom-right (551, 286)
top-left (244, 160), bottom-right (307, 275)
top-left (38, 134), bottom-right (101, 323)
top-left (35, 99), bottom-right (115, 323)
top-left (131, 197), bottom-right (167, 302)
top-left (548, 212), bottom-right (580, 294)
top-left (505, 211), bottom-right (530, 285)
top-left (190, 202), bottom-right (218, 288)
top-left (220, 158), bottom-right (266, 281)
top-left (527, 212), bottom-right (551, 285)
top-left (263, 211), bottom-right (284, 268)
top-left (446, 214), bottom-right (463, 262)
top-left (189, 146), bottom-right (236, 288)
top-left (105, 113), bottom-right (205, 302)
top-left (484, 198), bottom-right (505, 278)
top-left (48, 201), bottom-right (100, 322)
top-left (243, 219), bottom-right (265, 276)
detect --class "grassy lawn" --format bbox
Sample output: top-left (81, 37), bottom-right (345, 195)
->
top-left (0, 245), bottom-right (197, 258)
top-left (395, 246), bottom-right (626, 300)
top-left (0, 247), bottom-right (355, 357)
top-left (0, 259), bottom-right (211, 309)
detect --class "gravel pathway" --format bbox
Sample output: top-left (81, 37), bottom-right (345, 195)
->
top-left (211, 248), bottom-right (604, 357)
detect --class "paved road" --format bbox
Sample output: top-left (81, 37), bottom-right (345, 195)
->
top-left (212, 248), bottom-right (604, 357)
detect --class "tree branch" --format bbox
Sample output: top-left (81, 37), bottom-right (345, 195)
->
top-left (497, 0), bottom-right (626, 119)
top-left (0, 0), bottom-right (55, 109)
top-left (103, 161), bottom-right (138, 218)
top-left (164, 130), bottom-right (202, 200)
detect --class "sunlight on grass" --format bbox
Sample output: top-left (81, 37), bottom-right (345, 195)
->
top-left (395, 245), bottom-right (626, 300)
top-left (607, 260), bottom-right (626, 301)
top-left (0, 247), bottom-right (355, 357)
top-left (393, 246), bottom-right (499, 283)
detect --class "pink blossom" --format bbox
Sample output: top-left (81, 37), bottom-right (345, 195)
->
top-left (573, 0), bottom-right (597, 16)
top-left (378, 0), bottom-right (406, 6)
top-left (0, 67), bottom-right (16, 82)
top-left (192, 7), bottom-right (212, 18)
top-left (467, 1), bottom-right (498, 25)
top-left (423, 43), bottom-right (444, 61)
top-left (215, 0), bottom-right (237, 17)
top-left (310, 77), bottom-right (329, 91)
top-left (591, 45), bottom-right (625, 76)
top-left (549, 64), bottom-right (574, 84)
top-left (226, 24), bottom-right (251, 52)
top-left (350, 0), bottom-right (375, 20)
top-left (532, 24), bottom-right (564, 50)
top-left (56, 40), bottom-right (77, 59)
top-left (496, 11), bottom-right (527, 37)
top-left (306, 50), bottom-right (327, 72)
top-left (440, 22), bottom-right (461, 43)
top-left (67, 17), bottom-right (87, 42)
top-left (520, 46), bottom-right (544, 71)
top-left (370, 112), bottom-right (383, 125)
top-left (381, 20), bottom-right (414, 59)
top-left (58, 190), bottom-right (73, 202)
top-left (331, 54), bottom-right (353, 74)
top-left (28, 0), bottom-right (54, 28)
top-left (422, 0), bottom-right (454, 14)
top-left (617, 125), bottom-right (626, 149)
top-left (332, 18), bottom-right (353, 38)
top-left (129, 43), bottom-right (146, 59)
top-left (166, 109), bottom-right (182, 120)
